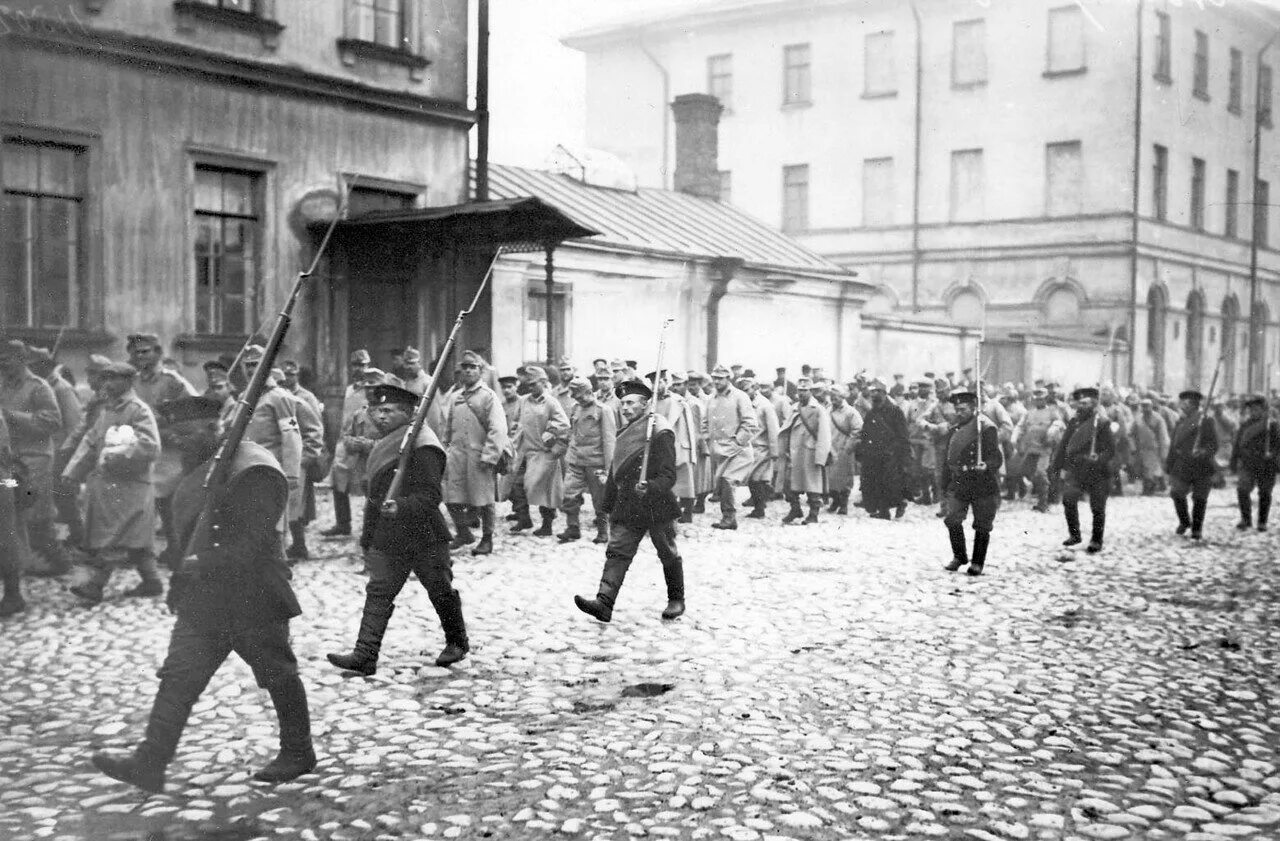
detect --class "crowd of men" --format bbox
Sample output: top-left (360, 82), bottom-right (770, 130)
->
top-left (2, 335), bottom-right (1278, 618)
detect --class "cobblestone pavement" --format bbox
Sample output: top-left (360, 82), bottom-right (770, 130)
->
top-left (2, 486), bottom-right (1278, 841)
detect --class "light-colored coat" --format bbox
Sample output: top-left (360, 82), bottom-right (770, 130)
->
top-left (828, 402), bottom-right (863, 491)
top-left (513, 392), bottom-right (570, 508)
top-left (704, 386), bottom-right (758, 484)
top-left (779, 400), bottom-right (833, 493)
top-left (329, 383), bottom-right (368, 493)
top-left (63, 390), bottom-right (159, 551)
top-left (1131, 410), bottom-right (1169, 479)
top-left (245, 387), bottom-right (305, 522)
top-left (134, 365), bottom-right (196, 498)
top-left (747, 392), bottom-right (780, 483)
top-left (440, 382), bottom-right (511, 506)
top-left (657, 393), bottom-right (699, 498)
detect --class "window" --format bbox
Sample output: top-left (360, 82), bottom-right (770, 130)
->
top-left (1044, 287), bottom-right (1080, 323)
top-left (1, 140), bottom-right (84, 328)
top-left (862, 157), bottom-right (895, 227)
top-left (194, 166), bottom-right (260, 335)
top-left (1152, 144), bottom-right (1168, 221)
top-left (952, 19), bottom-right (987, 87)
top-left (1045, 141), bottom-right (1083, 217)
top-left (1046, 6), bottom-right (1085, 74)
top-left (949, 149), bottom-right (984, 222)
top-left (864, 31), bottom-right (896, 96)
top-left (948, 289), bottom-right (984, 326)
top-left (782, 165), bottom-right (809, 233)
top-left (1261, 63), bottom-right (1273, 128)
top-left (1227, 169), bottom-right (1240, 238)
top-left (524, 283), bottom-right (566, 363)
top-left (1229, 47), bottom-right (1243, 114)
top-left (783, 44), bottom-right (811, 106)
top-left (1193, 30), bottom-right (1210, 99)
top-left (1256, 179), bottom-right (1270, 248)
top-left (193, 0), bottom-right (259, 11)
top-left (707, 54), bottom-right (733, 111)
top-left (718, 171), bottom-right (732, 205)
top-left (347, 185), bottom-right (416, 215)
top-left (1190, 157), bottom-right (1206, 231)
top-left (345, 0), bottom-right (412, 51)
top-left (1155, 11), bottom-right (1171, 81)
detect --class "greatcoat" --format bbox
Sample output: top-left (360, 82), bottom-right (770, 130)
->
top-left (704, 386), bottom-right (758, 485)
top-left (512, 391), bottom-right (570, 508)
top-left (329, 383), bottom-right (368, 494)
top-left (244, 387), bottom-right (305, 523)
top-left (778, 399), bottom-right (833, 494)
top-left (440, 381), bottom-right (511, 506)
top-left (828, 402), bottom-right (863, 491)
top-left (134, 365), bottom-right (196, 498)
top-left (656, 394), bottom-right (698, 498)
top-left (1130, 411), bottom-right (1169, 480)
top-left (747, 392), bottom-right (781, 484)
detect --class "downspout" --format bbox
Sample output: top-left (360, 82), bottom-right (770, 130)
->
top-left (1249, 31), bottom-right (1280, 390)
top-left (474, 0), bottom-right (490, 201)
top-left (1127, 0), bottom-right (1145, 387)
top-left (909, 1), bottom-right (924, 313)
top-left (544, 244), bottom-right (556, 366)
top-left (639, 38), bottom-right (671, 189)
top-left (706, 257), bottom-right (742, 369)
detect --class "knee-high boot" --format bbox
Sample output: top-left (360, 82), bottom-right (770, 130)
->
top-left (678, 498), bottom-right (695, 524)
top-left (968, 530), bottom-right (989, 575)
top-left (447, 504), bottom-right (476, 548)
top-left (472, 505), bottom-right (495, 555)
top-left (286, 520), bottom-right (309, 561)
top-left (661, 558), bottom-right (685, 619)
top-left (1172, 494), bottom-right (1191, 533)
top-left (428, 589), bottom-right (470, 666)
top-left (1087, 511), bottom-right (1106, 553)
top-left (326, 600), bottom-right (394, 675)
top-left (574, 555), bottom-right (629, 623)
top-left (253, 676), bottom-right (316, 782)
top-left (1259, 490), bottom-right (1273, 531)
top-left (1062, 500), bottom-right (1081, 545)
top-left (91, 676), bottom-right (199, 793)
top-left (1190, 496), bottom-right (1207, 538)
top-left (945, 525), bottom-right (968, 571)
top-left (1237, 488), bottom-right (1253, 529)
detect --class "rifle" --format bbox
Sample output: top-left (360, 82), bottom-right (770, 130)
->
top-left (381, 246), bottom-right (518, 509)
top-left (639, 318), bottom-right (676, 490)
top-left (974, 336), bottom-right (985, 470)
top-left (1267, 363), bottom-right (1274, 461)
top-left (1192, 354), bottom-right (1224, 454)
top-left (1089, 322), bottom-right (1120, 459)
top-left (183, 183), bottom-right (350, 555)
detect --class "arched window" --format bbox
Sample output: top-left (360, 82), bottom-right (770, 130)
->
top-left (1221, 295), bottom-right (1240, 393)
top-left (1043, 286), bottom-right (1080, 323)
top-left (1146, 285), bottom-right (1167, 391)
top-left (948, 289), bottom-right (984, 327)
top-left (1186, 290), bottom-right (1205, 390)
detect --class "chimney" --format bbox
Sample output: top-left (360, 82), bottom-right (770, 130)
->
top-left (671, 93), bottom-right (724, 200)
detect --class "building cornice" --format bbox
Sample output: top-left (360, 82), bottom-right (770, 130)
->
top-left (5, 12), bottom-right (475, 128)
top-left (562, 0), bottom-right (855, 50)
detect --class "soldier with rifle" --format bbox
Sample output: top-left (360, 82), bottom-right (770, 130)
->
top-left (941, 388), bottom-right (1002, 576)
top-left (1166, 387), bottom-right (1218, 540)
top-left (1230, 394), bottom-right (1280, 531)
top-left (1049, 387), bottom-right (1115, 554)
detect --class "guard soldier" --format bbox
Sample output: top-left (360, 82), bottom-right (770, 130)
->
top-left (438, 351), bottom-right (510, 556)
top-left (574, 379), bottom-right (685, 622)
top-left (1231, 394), bottom-right (1280, 531)
top-left (940, 389), bottom-right (1002, 575)
top-left (328, 384), bottom-right (469, 673)
top-left (559, 376), bottom-right (615, 544)
top-left (777, 377), bottom-right (832, 524)
top-left (1166, 389), bottom-right (1217, 540)
top-left (705, 364), bottom-right (758, 530)
top-left (91, 395), bottom-right (315, 792)
top-left (1049, 386), bottom-right (1115, 553)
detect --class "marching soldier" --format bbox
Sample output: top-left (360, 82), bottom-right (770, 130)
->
top-left (857, 380), bottom-right (911, 519)
top-left (739, 376), bottom-right (780, 519)
top-left (704, 364), bottom-right (758, 530)
top-left (508, 366), bottom-right (570, 536)
top-left (558, 376), bottom-right (615, 544)
top-left (91, 395), bottom-right (315, 792)
top-left (439, 351), bottom-right (510, 556)
top-left (322, 349), bottom-right (372, 538)
top-left (64, 362), bottom-right (163, 604)
top-left (1131, 398), bottom-right (1170, 496)
top-left (1230, 394), bottom-right (1280, 531)
top-left (826, 384), bottom-right (862, 515)
top-left (1049, 387), bottom-right (1115, 553)
top-left (327, 384), bottom-right (469, 673)
top-left (574, 378), bottom-right (685, 622)
top-left (777, 377), bottom-right (832, 525)
top-left (940, 389), bottom-right (1002, 576)
top-left (1166, 389), bottom-right (1217, 540)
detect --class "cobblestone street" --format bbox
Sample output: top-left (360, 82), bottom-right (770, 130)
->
top-left (2, 488), bottom-right (1278, 841)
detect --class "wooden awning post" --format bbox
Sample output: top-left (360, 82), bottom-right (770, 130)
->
top-left (544, 243), bottom-right (556, 366)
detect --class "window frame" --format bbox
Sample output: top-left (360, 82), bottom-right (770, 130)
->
top-left (1044, 5), bottom-right (1086, 77)
top-left (523, 279), bottom-right (569, 365)
top-left (781, 164), bottom-right (810, 233)
top-left (339, 0), bottom-right (429, 70)
top-left (863, 30), bottom-right (898, 98)
top-left (1044, 140), bottom-right (1084, 217)
top-left (1193, 29), bottom-right (1210, 101)
top-left (1226, 168), bottom-right (1240, 238)
top-left (782, 43), bottom-right (812, 107)
top-left (172, 0), bottom-right (283, 38)
top-left (1260, 62), bottom-right (1274, 129)
top-left (1154, 11), bottom-right (1172, 83)
top-left (1229, 47), bottom-right (1243, 115)
top-left (949, 148), bottom-right (985, 223)
top-left (1256, 178), bottom-right (1270, 249)
top-left (861, 156), bottom-right (895, 227)
top-left (707, 53), bottom-right (734, 112)
top-left (1152, 144), bottom-right (1168, 221)
top-left (1190, 157), bottom-right (1206, 231)
top-left (951, 18), bottom-right (988, 89)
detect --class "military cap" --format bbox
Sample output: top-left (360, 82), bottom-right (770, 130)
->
top-left (735, 376), bottom-right (756, 389)
top-left (615, 379), bottom-right (653, 401)
top-left (25, 346), bottom-right (53, 366)
top-left (1243, 394), bottom-right (1268, 409)
top-left (923, 371), bottom-right (935, 379)
top-left (367, 383), bottom-right (419, 407)
top-left (811, 379), bottom-right (830, 392)
top-left (1072, 386), bottom-right (1100, 401)
top-left (670, 370), bottom-right (688, 384)
top-left (402, 346), bottom-right (422, 363)
top-left (86, 354), bottom-right (113, 373)
top-left (160, 395), bottom-right (224, 424)
top-left (934, 377), bottom-right (949, 390)
top-left (710, 364), bottom-right (733, 378)
top-left (459, 350), bottom-right (488, 368)
top-left (830, 383), bottom-right (849, 398)
top-left (567, 376), bottom-right (593, 391)
top-left (1178, 389), bottom-right (1204, 402)
top-left (796, 376), bottom-right (813, 389)
top-left (349, 348), bottom-right (371, 365)
top-left (866, 379), bottom-right (888, 392)
top-left (645, 369), bottom-right (669, 384)
top-left (1032, 386), bottom-right (1048, 397)
top-left (126, 333), bottom-right (161, 350)
top-left (915, 379), bottom-right (933, 389)
top-left (360, 367), bottom-right (388, 383)
top-left (0, 339), bottom-right (27, 359)
top-left (242, 344), bottom-right (267, 364)
top-left (776, 366), bottom-right (788, 373)
top-left (203, 358), bottom-right (229, 374)
top-left (687, 370), bottom-right (707, 383)
top-left (524, 365), bottom-right (549, 382)
top-left (100, 361), bottom-right (138, 379)
top-left (625, 360), bottom-right (638, 369)
top-left (949, 389), bottom-right (978, 405)
top-left (498, 375), bottom-right (518, 386)
top-left (742, 369), bottom-right (756, 379)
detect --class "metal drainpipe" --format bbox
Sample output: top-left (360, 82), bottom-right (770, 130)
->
top-left (475, 0), bottom-right (490, 201)
top-left (639, 39), bottom-right (671, 189)
top-left (544, 244), bottom-right (556, 367)
top-left (1127, 0), bottom-right (1145, 388)
top-left (909, 1), bottom-right (923, 313)
top-left (1249, 31), bottom-right (1280, 391)
top-left (706, 258), bottom-right (742, 369)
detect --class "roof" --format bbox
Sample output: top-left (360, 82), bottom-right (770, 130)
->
top-left (323, 196), bottom-right (598, 247)
top-left (483, 162), bottom-right (856, 279)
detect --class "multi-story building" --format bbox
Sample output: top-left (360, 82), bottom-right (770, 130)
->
top-left (565, 0), bottom-right (1280, 392)
top-left (2, 0), bottom-right (472, 403)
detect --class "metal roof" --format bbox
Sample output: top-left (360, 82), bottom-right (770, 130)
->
top-left (484, 163), bottom-right (854, 278)
top-left (325, 196), bottom-right (599, 247)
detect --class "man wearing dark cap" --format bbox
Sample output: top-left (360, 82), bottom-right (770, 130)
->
top-left (91, 394), bottom-right (315, 792)
top-left (1231, 395), bottom-right (1280, 531)
top-left (1049, 387), bottom-right (1115, 553)
top-left (940, 389), bottom-right (1002, 575)
top-left (857, 380), bottom-right (911, 519)
top-left (1165, 389), bottom-right (1218, 539)
top-left (201, 358), bottom-right (229, 395)
top-left (437, 350), bottom-right (510, 555)
top-left (328, 383), bottom-right (469, 672)
top-left (508, 366), bottom-right (570, 536)
top-left (63, 363), bottom-right (163, 603)
top-left (574, 379), bottom-right (685, 622)
top-left (0, 338), bottom-right (65, 575)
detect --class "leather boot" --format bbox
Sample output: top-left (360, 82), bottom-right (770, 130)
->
top-left (1062, 501), bottom-right (1082, 546)
top-left (711, 514), bottom-right (737, 530)
top-left (1259, 492), bottom-right (1272, 532)
top-left (0, 568), bottom-right (24, 618)
top-left (532, 507), bottom-right (556, 537)
top-left (1237, 489), bottom-right (1253, 530)
top-left (472, 506), bottom-right (494, 555)
top-left (944, 525), bottom-right (968, 571)
top-left (692, 495), bottom-right (707, 514)
top-left (745, 483), bottom-right (767, 519)
top-left (803, 496), bottom-right (820, 525)
top-left (781, 496), bottom-right (803, 524)
top-left (326, 601), bottom-right (394, 675)
top-left (574, 557), bottom-right (628, 622)
top-left (1172, 495), bottom-right (1191, 535)
top-left (322, 491), bottom-right (352, 536)
top-left (678, 498), bottom-right (694, 524)
top-left (967, 530), bottom-right (989, 575)
top-left (253, 676), bottom-right (317, 783)
top-left (430, 590), bottom-right (470, 666)
top-left (557, 510), bottom-right (581, 543)
top-left (92, 676), bottom-right (197, 793)
top-left (286, 521), bottom-right (309, 561)
top-left (1087, 512), bottom-right (1106, 553)
top-left (826, 493), bottom-right (840, 513)
top-left (661, 559), bottom-right (685, 619)
top-left (447, 505), bottom-right (476, 550)
top-left (1190, 496), bottom-right (1207, 540)
top-left (509, 506), bottom-right (533, 533)
top-left (592, 519), bottom-right (610, 544)
top-left (836, 491), bottom-right (849, 515)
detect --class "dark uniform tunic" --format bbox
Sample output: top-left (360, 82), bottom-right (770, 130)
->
top-left (1050, 410), bottom-right (1116, 540)
top-left (941, 416), bottom-right (1002, 533)
top-left (599, 413), bottom-right (682, 573)
top-left (1166, 411), bottom-right (1218, 499)
top-left (1230, 415), bottom-right (1280, 524)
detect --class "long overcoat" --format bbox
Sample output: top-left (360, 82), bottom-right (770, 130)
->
top-left (134, 366), bottom-right (196, 498)
top-left (747, 393), bottom-right (780, 484)
top-left (656, 394), bottom-right (698, 498)
top-left (329, 384), bottom-right (368, 494)
top-left (440, 382), bottom-right (511, 506)
top-left (828, 403), bottom-right (863, 491)
top-left (778, 400), bottom-right (833, 494)
top-left (245, 387), bottom-right (305, 523)
top-left (1130, 411), bottom-right (1169, 480)
top-left (513, 392), bottom-right (570, 508)
top-left (705, 386), bottom-right (758, 485)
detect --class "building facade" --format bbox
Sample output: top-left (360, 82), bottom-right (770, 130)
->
top-left (2, 0), bottom-right (472, 398)
top-left (565, 0), bottom-right (1280, 393)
